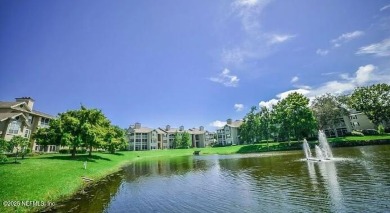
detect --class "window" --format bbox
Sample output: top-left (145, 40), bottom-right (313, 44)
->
top-left (28, 116), bottom-right (33, 124)
top-left (40, 118), bottom-right (50, 126)
top-left (24, 129), bottom-right (30, 138)
top-left (8, 120), bottom-right (20, 134)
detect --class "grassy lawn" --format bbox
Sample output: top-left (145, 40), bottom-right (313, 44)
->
top-left (328, 134), bottom-right (390, 142)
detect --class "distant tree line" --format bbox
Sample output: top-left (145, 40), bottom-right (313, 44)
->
top-left (239, 83), bottom-right (390, 144)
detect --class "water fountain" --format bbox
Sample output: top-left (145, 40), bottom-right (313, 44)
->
top-left (303, 130), bottom-right (333, 161)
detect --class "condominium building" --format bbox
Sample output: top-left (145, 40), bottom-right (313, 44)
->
top-left (188, 126), bottom-right (216, 148)
top-left (322, 109), bottom-right (380, 137)
top-left (216, 119), bottom-right (243, 146)
top-left (127, 123), bottom-right (215, 151)
top-left (0, 97), bottom-right (57, 152)
top-left (348, 110), bottom-right (376, 131)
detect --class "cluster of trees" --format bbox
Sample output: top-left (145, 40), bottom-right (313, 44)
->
top-left (240, 92), bottom-right (317, 147)
top-left (173, 132), bottom-right (191, 149)
top-left (239, 83), bottom-right (390, 144)
top-left (33, 106), bottom-right (127, 157)
top-left (0, 136), bottom-right (30, 163)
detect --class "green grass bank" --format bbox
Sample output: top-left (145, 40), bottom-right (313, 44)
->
top-left (1, 135), bottom-right (390, 212)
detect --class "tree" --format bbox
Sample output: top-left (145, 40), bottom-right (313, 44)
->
top-left (0, 138), bottom-right (8, 163)
top-left (273, 92), bottom-right (317, 142)
top-left (349, 83), bottom-right (390, 126)
top-left (258, 106), bottom-right (272, 150)
top-left (9, 136), bottom-right (30, 162)
top-left (33, 127), bottom-right (59, 152)
top-left (104, 125), bottom-right (126, 154)
top-left (33, 106), bottom-right (113, 157)
top-left (173, 132), bottom-right (181, 149)
top-left (311, 93), bottom-right (348, 137)
top-left (79, 106), bottom-right (111, 156)
top-left (179, 132), bottom-right (191, 148)
top-left (240, 106), bottom-right (260, 144)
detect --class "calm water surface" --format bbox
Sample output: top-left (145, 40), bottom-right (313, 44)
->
top-left (55, 145), bottom-right (390, 213)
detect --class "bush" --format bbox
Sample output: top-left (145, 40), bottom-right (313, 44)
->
top-left (0, 154), bottom-right (7, 163)
top-left (77, 149), bottom-right (87, 154)
top-left (362, 129), bottom-right (379, 135)
top-left (351, 131), bottom-right (364, 136)
top-left (378, 124), bottom-right (385, 135)
top-left (59, 149), bottom-right (69, 154)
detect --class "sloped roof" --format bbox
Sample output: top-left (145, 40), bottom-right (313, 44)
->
top-left (0, 112), bottom-right (24, 122)
top-left (31, 110), bottom-right (55, 119)
top-left (129, 126), bottom-right (153, 133)
top-left (226, 120), bottom-right (243, 128)
top-left (0, 101), bottom-right (19, 108)
top-left (154, 128), bottom-right (167, 134)
top-left (188, 129), bottom-right (205, 134)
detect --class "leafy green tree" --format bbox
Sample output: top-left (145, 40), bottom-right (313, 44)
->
top-left (311, 93), bottom-right (348, 137)
top-left (173, 132), bottom-right (181, 149)
top-left (59, 111), bottom-right (83, 157)
top-left (240, 106), bottom-right (260, 144)
top-left (104, 125), bottom-right (126, 154)
top-left (273, 92), bottom-right (317, 142)
top-left (0, 138), bottom-right (8, 163)
top-left (9, 136), bottom-right (30, 162)
top-left (33, 127), bottom-right (59, 152)
top-left (259, 106), bottom-right (272, 150)
top-left (179, 132), bottom-right (191, 148)
top-left (79, 106), bottom-right (111, 156)
top-left (349, 83), bottom-right (390, 126)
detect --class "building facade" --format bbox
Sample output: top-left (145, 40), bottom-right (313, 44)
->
top-left (216, 119), bottom-right (243, 146)
top-left (0, 97), bottom-right (57, 152)
top-left (127, 123), bottom-right (215, 151)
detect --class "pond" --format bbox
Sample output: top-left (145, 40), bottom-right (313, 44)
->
top-left (53, 145), bottom-right (390, 212)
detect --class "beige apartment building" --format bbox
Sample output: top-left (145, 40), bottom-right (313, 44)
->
top-left (0, 97), bottom-right (57, 152)
top-left (127, 123), bottom-right (215, 151)
top-left (322, 109), bottom-right (381, 137)
top-left (216, 119), bottom-right (243, 146)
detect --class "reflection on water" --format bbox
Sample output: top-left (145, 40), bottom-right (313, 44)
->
top-left (53, 145), bottom-right (390, 213)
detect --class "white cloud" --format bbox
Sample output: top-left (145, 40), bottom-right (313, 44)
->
top-left (356, 38), bottom-right (390, 57)
top-left (209, 120), bottom-right (227, 128)
top-left (268, 34), bottom-right (296, 45)
top-left (315, 31), bottom-right (363, 55)
top-left (276, 88), bottom-right (310, 99)
top-left (220, 0), bottom-right (296, 68)
top-left (331, 31), bottom-right (364, 47)
top-left (291, 76), bottom-right (299, 83)
top-left (232, 0), bottom-right (271, 34)
top-left (259, 64), bottom-right (390, 107)
top-left (221, 48), bottom-right (245, 66)
top-left (209, 68), bottom-right (240, 87)
top-left (235, 0), bottom-right (261, 7)
top-left (316, 49), bottom-right (329, 56)
top-left (234, 103), bottom-right (244, 111)
top-left (259, 98), bottom-right (278, 109)
top-left (380, 4), bottom-right (390, 11)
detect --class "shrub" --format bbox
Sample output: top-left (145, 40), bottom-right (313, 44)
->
top-left (362, 129), bottom-right (379, 135)
top-left (77, 149), bottom-right (87, 154)
top-left (0, 154), bottom-right (7, 163)
top-left (59, 149), bottom-right (69, 154)
top-left (351, 131), bottom-right (364, 136)
top-left (378, 124), bottom-right (385, 135)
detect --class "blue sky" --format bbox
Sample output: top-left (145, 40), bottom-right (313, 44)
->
top-left (1, 0), bottom-right (389, 130)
